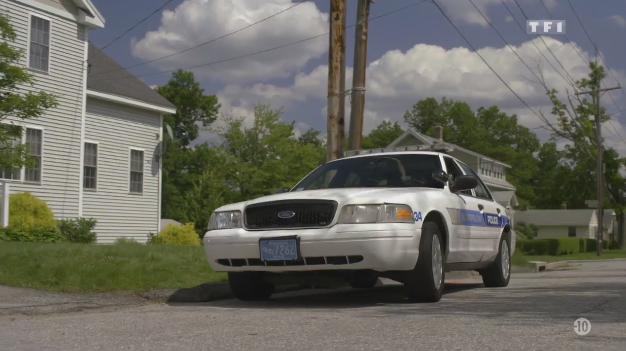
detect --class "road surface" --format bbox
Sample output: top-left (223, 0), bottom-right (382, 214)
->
top-left (1, 260), bottom-right (625, 350)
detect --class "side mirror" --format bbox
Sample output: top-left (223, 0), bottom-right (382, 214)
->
top-left (432, 170), bottom-right (449, 185)
top-left (450, 175), bottom-right (478, 193)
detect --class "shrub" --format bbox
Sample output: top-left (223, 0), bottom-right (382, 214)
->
top-left (9, 193), bottom-right (57, 233)
top-left (58, 218), bottom-right (97, 243)
top-left (151, 224), bottom-right (201, 246)
top-left (556, 238), bottom-right (580, 255)
top-left (0, 227), bottom-right (65, 242)
top-left (517, 238), bottom-right (581, 256)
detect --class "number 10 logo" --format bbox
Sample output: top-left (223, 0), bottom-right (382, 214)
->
top-left (574, 317), bottom-right (591, 336)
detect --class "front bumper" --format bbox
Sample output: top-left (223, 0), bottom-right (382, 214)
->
top-left (203, 223), bottom-right (420, 272)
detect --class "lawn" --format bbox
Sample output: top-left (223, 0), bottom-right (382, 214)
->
top-left (0, 242), bottom-right (226, 293)
top-left (512, 249), bottom-right (626, 267)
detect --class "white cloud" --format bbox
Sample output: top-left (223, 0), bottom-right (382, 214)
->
top-left (132, 0), bottom-right (328, 83)
top-left (204, 37), bottom-right (626, 155)
top-left (609, 15), bottom-right (626, 28)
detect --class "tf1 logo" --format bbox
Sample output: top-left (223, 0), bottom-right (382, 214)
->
top-left (526, 20), bottom-right (566, 34)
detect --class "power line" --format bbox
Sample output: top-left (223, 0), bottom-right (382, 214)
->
top-left (510, 0), bottom-right (577, 86)
top-left (466, 0), bottom-right (543, 84)
top-left (95, 0), bottom-right (431, 84)
top-left (93, 0), bottom-right (307, 77)
top-left (100, 0), bottom-right (178, 50)
top-left (430, 0), bottom-right (549, 129)
top-left (498, 0), bottom-right (575, 88)
top-left (564, 0), bottom-right (626, 141)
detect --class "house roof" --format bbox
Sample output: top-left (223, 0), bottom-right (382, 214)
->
top-left (515, 209), bottom-right (596, 226)
top-left (388, 130), bottom-right (512, 168)
top-left (72, 0), bottom-right (105, 27)
top-left (87, 43), bottom-right (175, 111)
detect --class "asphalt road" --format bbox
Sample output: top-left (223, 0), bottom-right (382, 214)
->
top-left (1, 260), bottom-right (625, 351)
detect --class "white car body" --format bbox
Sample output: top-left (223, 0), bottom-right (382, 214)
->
top-left (203, 151), bottom-right (515, 276)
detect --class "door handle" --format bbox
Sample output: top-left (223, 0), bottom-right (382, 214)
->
top-left (477, 204), bottom-right (484, 211)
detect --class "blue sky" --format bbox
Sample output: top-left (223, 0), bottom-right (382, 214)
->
top-left (89, 0), bottom-right (626, 154)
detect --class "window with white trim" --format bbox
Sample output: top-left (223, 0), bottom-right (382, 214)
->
top-left (29, 16), bottom-right (50, 72)
top-left (0, 125), bottom-right (22, 180)
top-left (25, 128), bottom-right (42, 182)
top-left (83, 143), bottom-right (97, 190)
top-left (129, 149), bottom-right (143, 193)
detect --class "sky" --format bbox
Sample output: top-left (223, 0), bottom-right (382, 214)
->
top-left (89, 0), bottom-right (626, 155)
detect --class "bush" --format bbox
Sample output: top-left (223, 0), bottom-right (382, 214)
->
top-left (58, 218), bottom-right (97, 243)
top-left (0, 227), bottom-right (65, 243)
top-left (9, 193), bottom-right (57, 233)
top-left (517, 238), bottom-right (582, 255)
top-left (151, 224), bottom-right (200, 246)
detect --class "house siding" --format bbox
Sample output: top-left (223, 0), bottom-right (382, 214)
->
top-left (536, 225), bottom-right (594, 239)
top-left (83, 98), bottom-right (162, 244)
top-left (3, 0), bottom-right (86, 219)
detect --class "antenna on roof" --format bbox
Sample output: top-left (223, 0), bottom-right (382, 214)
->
top-left (430, 125), bottom-right (454, 153)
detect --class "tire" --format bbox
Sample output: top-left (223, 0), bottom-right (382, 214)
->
top-left (481, 234), bottom-right (511, 287)
top-left (228, 272), bottom-right (274, 301)
top-left (348, 270), bottom-right (379, 289)
top-left (404, 221), bottom-right (445, 302)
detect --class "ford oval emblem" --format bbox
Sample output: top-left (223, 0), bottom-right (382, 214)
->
top-left (277, 210), bottom-right (296, 219)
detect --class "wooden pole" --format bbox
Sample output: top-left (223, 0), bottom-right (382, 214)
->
top-left (327, 0), bottom-right (346, 160)
top-left (348, 0), bottom-right (371, 150)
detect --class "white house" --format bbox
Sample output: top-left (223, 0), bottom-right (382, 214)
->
top-left (514, 209), bottom-right (616, 240)
top-left (2, 0), bottom-right (176, 243)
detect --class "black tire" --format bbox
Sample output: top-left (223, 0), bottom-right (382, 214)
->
top-left (228, 272), bottom-right (274, 301)
top-left (481, 234), bottom-right (511, 287)
top-left (404, 221), bottom-right (445, 302)
top-left (348, 270), bottom-right (379, 289)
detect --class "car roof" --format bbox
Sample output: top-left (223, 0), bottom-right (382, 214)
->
top-left (334, 150), bottom-right (447, 162)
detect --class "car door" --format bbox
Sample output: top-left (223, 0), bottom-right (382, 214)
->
top-left (457, 161), bottom-right (502, 259)
top-left (442, 157), bottom-right (481, 263)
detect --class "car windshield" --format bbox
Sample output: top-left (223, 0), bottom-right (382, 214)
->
top-left (293, 154), bottom-right (444, 190)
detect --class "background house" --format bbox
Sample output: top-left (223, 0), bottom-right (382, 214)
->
top-left (514, 209), bottom-right (616, 239)
top-left (2, 0), bottom-right (175, 243)
top-left (386, 129), bottom-right (517, 209)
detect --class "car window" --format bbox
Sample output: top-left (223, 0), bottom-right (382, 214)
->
top-left (444, 157), bottom-right (472, 196)
top-left (458, 162), bottom-right (493, 200)
top-left (294, 154), bottom-right (444, 190)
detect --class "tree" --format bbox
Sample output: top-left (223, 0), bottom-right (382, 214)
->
top-left (222, 105), bottom-right (325, 199)
top-left (362, 120), bottom-right (404, 149)
top-left (403, 97), bottom-right (540, 207)
top-left (0, 15), bottom-right (56, 170)
top-left (157, 70), bottom-right (220, 146)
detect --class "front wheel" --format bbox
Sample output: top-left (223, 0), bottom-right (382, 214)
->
top-left (480, 235), bottom-right (511, 287)
top-left (228, 272), bottom-right (274, 301)
top-left (404, 222), bottom-right (445, 302)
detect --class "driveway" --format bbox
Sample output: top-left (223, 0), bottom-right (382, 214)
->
top-left (1, 260), bottom-right (625, 350)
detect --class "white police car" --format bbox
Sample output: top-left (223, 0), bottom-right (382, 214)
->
top-left (204, 151), bottom-right (514, 302)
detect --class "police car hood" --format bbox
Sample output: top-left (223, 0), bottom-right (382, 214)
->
top-left (216, 187), bottom-right (442, 211)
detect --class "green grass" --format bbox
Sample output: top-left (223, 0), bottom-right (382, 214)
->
top-left (512, 249), bottom-right (626, 267)
top-left (0, 242), bottom-right (226, 293)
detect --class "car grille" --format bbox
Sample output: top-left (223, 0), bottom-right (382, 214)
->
top-left (244, 200), bottom-right (338, 230)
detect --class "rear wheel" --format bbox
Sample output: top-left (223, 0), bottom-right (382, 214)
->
top-left (228, 272), bottom-right (274, 301)
top-left (480, 235), bottom-right (511, 287)
top-left (404, 222), bottom-right (445, 302)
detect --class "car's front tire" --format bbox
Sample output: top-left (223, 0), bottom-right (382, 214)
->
top-left (404, 221), bottom-right (445, 302)
top-left (228, 272), bottom-right (274, 301)
top-left (480, 234), bottom-right (511, 287)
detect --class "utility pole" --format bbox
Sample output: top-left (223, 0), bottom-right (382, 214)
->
top-left (348, 0), bottom-right (371, 150)
top-left (327, 0), bottom-right (347, 160)
top-left (577, 84), bottom-right (621, 256)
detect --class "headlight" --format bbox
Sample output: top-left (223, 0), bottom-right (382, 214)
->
top-left (338, 204), bottom-right (414, 224)
top-left (208, 211), bottom-right (242, 230)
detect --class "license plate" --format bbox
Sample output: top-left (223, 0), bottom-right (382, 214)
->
top-left (259, 237), bottom-right (299, 262)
